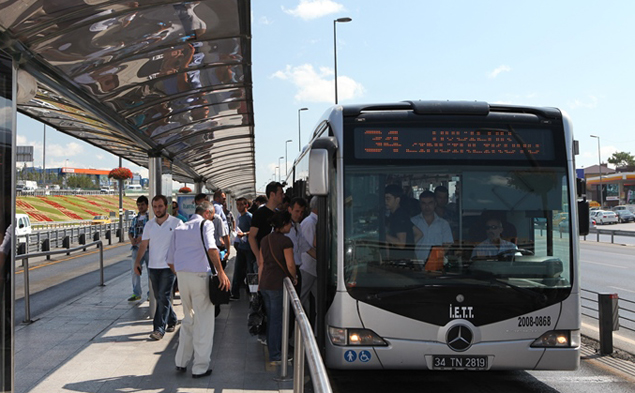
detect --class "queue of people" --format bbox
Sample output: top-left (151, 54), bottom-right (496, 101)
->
top-left (126, 181), bottom-right (319, 375)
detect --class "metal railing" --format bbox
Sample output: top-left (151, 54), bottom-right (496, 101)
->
top-left (18, 240), bottom-right (104, 324)
top-left (279, 277), bottom-right (332, 393)
top-left (583, 227), bottom-right (635, 244)
top-left (582, 288), bottom-right (635, 334)
top-left (581, 288), bottom-right (635, 354)
top-left (17, 219), bottom-right (130, 256)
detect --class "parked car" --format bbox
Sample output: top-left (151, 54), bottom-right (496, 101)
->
top-left (15, 214), bottom-right (32, 239)
top-left (91, 215), bottom-right (111, 225)
top-left (100, 188), bottom-right (112, 194)
top-left (591, 210), bottom-right (618, 225)
top-left (613, 208), bottom-right (635, 223)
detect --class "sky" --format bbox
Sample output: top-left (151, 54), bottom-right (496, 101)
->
top-left (16, 1), bottom-right (635, 193)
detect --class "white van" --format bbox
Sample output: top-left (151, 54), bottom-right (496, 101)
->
top-left (126, 184), bottom-right (142, 191)
top-left (15, 214), bottom-right (32, 239)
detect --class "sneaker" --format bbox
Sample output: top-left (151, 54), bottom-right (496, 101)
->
top-left (257, 337), bottom-right (267, 345)
top-left (230, 295), bottom-right (240, 301)
top-left (149, 331), bottom-right (164, 340)
top-left (270, 357), bottom-right (293, 365)
top-left (166, 325), bottom-right (175, 333)
top-left (128, 294), bottom-right (141, 301)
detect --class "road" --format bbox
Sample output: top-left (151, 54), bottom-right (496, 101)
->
top-left (14, 241), bottom-right (132, 324)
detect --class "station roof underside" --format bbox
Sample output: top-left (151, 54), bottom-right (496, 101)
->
top-left (0, 0), bottom-right (255, 197)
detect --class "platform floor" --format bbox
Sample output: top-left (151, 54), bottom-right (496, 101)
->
top-left (15, 257), bottom-right (293, 393)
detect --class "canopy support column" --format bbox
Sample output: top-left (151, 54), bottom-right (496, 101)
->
top-left (148, 156), bottom-right (162, 218)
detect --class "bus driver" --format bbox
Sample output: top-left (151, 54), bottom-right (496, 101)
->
top-left (471, 217), bottom-right (518, 258)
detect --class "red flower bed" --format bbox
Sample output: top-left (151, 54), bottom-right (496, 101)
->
top-left (27, 212), bottom-right (53, 222)
top-left (108, 167), bottom-right (133, 180)
top-left (37, 197), bottom-right (84, 220)
top-left (16, 200), bottom-right (35, 210)
top-left (58, 196), bottom-right (100, 216)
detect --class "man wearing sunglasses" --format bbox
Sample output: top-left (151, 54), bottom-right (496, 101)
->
top-left (471, 217), bottom-right (518, 258)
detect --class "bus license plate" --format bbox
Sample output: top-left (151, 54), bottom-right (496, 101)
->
top-left (432, 355), bottom-right (488, 370)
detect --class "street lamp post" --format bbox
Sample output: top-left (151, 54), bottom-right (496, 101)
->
top-left (275, 167), bottom-right (279, 183)
top-left (298, 108), bottom-right (308, 151)
top-left (285, 139), bottom-right (292, 179)
top-left (42, 124), bottom-right (46, 185)
top-left (333, 17), bottom-right (352, 105)
top-left (590, 135), bottom-right (603, 208)
top-left (278, 156), bottom-right (284, 182)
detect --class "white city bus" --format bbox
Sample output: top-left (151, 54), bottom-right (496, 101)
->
top-left (287, 101), bottom-right (587, 370)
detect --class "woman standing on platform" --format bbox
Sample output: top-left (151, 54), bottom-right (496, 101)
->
top-left (258, 211), bottom-right (297, 363)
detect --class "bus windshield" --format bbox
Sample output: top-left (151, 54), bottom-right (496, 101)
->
top-left (343, 164), bottom-right (572, 292)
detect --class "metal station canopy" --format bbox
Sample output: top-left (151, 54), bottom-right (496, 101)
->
top-left (0, 0), bottom-right (255, 197)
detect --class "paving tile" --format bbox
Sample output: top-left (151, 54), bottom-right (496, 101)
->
top-left (14, 253), bottom-right (300, 393)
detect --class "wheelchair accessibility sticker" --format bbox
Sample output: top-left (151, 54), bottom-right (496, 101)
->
top-left (359, 350), bottom-right (371, 362)
top-left (344, 350), bottom-right (372, 363)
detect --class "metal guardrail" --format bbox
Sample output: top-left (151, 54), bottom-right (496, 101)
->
top-left (581, 288), bottom-right (635, 354)
top-left (17, 240), bottom-right (105, 324)
top-left (582, 289), bottom-right (635, 334)
top-left (32, 220), bottom-right (93, 230)
top-left (279, 277), bottom-right (332, 393)
top-left (583, 227), bottom-right (635, 244)
top-left (17, 219), bottom-right (130, 256)
top-left (17, 190), bottom-right (119, 197)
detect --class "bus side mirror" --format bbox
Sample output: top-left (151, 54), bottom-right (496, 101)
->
top-left (578, 199), bottom-right (589, 236)
top-left (309, 149), bottom-right (329, 196)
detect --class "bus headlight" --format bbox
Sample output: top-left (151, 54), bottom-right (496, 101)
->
top-left (328, 326), bottom-right (388, 346)
top-left (530, 330), bottom-right (571, 347)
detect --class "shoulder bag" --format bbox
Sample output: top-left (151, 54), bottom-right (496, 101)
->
top-left (267, 235), bottom-right (297, 286)
top-left (200, 221), bottom-right (230, 305)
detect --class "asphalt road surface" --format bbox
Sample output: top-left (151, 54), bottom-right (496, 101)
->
top-left (14, 241), bottom-right (131, 324)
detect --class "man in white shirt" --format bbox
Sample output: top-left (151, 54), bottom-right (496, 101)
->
top-left (300, 196), bottom-right (318, 315)
top-left (134, 195), bottom-right (182, 340)
top-left (411, 190), bottom-right (454, 265)
top-left (286, 197), bottom-right (313, 295)
top-left (168, 201), bottom-right (230, 378)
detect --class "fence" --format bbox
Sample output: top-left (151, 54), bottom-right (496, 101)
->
top-left (278, 277), bottom-right (332, 393)
top-left (583, 227), bottom-right (635, 245)
top-left (18, 240), bottom-right (105, 323)
top-left (17, 219), bottom-right (131, 257)
top-left (581, 288), bottom-right (635, 354)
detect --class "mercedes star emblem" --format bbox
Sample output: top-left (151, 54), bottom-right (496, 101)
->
top-left (446, 324), bottom-right (473, 352)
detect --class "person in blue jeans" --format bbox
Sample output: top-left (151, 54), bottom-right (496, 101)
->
top-left (231, 197), bottom-right (255, 299)
top-left (258, 211), bottom-right (297, 362)
top-left (134, 195), bottom-right (182, 340)
top-left (128, 196), bottom-right (149, 301)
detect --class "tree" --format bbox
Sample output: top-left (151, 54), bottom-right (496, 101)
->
top-left (608, 151), bottom-right (635, 167)
top-left (66, 175), bottom-right (96, 189)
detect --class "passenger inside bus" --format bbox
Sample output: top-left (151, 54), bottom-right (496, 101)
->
top-left (411, 190), bottom-right (453, 265)
top-left (384, 184), bottom-right (415, 262)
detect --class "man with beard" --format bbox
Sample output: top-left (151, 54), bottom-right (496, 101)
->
top-left (134, 195), bottom-right (182, 340)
